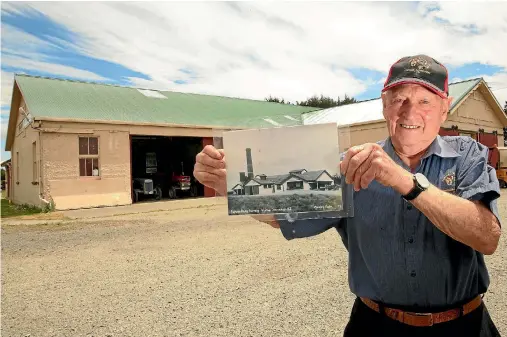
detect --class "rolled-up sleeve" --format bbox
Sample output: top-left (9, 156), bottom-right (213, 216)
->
top-left (277, 217), bottom-right (341, 240)
top-left (456, 140), bottom-right (502, 225)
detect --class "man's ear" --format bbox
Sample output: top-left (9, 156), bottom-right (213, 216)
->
top-left (381, 92), bottom-right (388, 119)
top-left (446, 96), bottom-right (454, 111)
top-left (441, 96), bottom-right (453, 121)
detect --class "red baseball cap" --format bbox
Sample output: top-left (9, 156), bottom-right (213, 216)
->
top-left (382, 54), bottom-right (449, 98)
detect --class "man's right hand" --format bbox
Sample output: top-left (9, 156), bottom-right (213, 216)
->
top-left (193, 145), bottom-right (280, 229)
top-left (193, 145), bottom-right (227, 196)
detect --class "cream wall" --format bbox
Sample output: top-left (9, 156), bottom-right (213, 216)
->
top-left (339, 121), bottom-right (389, 149)
top-left (259, 184), bottom-right (274, 195)
top-left (36, 120), bottom-right (230, 210)
top-left (10, 97), bottom-right (41, 207)
top-left (41, 127), bottom-right (132, 210)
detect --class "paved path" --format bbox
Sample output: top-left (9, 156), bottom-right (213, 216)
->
top-left (1, 197), bottom-right (227, 225)
top-left (62, 197), bottom-right (226, 219)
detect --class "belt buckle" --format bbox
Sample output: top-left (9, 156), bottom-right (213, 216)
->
top-left (409, 312), bottom-right (434, 326)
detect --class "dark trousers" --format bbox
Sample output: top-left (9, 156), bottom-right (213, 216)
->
top-left (344, 297), bottom-right (501, 337)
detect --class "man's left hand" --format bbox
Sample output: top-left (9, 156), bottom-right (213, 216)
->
top-left (340, 143), bottom-right (413, 193)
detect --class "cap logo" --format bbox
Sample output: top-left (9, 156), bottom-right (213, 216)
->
top-left (407, 57), bottom-right (431, 75)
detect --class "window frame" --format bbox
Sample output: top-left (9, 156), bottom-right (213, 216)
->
top-left (78, 136), bottom-right (101, 178)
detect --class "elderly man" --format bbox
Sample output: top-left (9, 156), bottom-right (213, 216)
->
top-left (193, 55), bottom-right (502, 337)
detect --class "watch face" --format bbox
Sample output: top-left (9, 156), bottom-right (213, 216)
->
top-left (415, 173), bottom-right (430, 188)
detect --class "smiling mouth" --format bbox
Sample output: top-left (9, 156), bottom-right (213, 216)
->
top-left (399, 124), bottom-right (420, 129)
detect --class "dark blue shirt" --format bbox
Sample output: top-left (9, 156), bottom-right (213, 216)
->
top-left (277, 135), bottom-right (501, 308)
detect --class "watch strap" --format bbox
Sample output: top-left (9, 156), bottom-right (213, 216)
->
top-left (403, 175), bottom-right (424, 201)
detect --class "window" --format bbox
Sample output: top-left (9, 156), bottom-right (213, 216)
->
top-left (79, 137), bottom-right (100, 177)
top-left (32, 142), bottom-right (37, 182)
top-left (287, 181), bottom-right (303, 190)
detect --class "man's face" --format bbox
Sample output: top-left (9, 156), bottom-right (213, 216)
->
top-left (381, 84), bottom-right (453, 151)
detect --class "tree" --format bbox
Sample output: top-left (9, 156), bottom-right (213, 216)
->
top-left (265, 96), bottom-right (287, 104)
top-left (297, 94), bottom-right (357, 109)
top-left (264, 94), bottom-right (357, 109)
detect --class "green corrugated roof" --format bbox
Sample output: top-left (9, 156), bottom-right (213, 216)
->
top-left (15, 74), bottom-right (318, 128)
top-left (448, 78), bottom-right (481, 110)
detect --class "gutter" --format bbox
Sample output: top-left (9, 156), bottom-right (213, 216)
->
top-left (35, 116), bottom-right (247, 131)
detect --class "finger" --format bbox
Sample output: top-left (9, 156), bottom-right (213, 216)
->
top-left (360, 164), bottom-right (377, 190)
top-left (340, 145), bottom-right (364, 175)
top-left (345, 145), bottom-right (374, 184)
top-left (360, 154), bottom-right (386, 189)
top-left (193, 168), bottom-right (226, 184)
top-left (202, 145), bottom-right (223, 160)
top-left (353, 152), bottom-right (376, 191)
top-left (196, 152), bottom-right (225, 169)
top-left (218, 149), bottom-right (225, 158)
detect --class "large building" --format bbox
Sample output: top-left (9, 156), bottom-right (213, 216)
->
top-left (2, 74), bottom-right (317, 210)
top-left (4, 75), bottom-right (506, 210)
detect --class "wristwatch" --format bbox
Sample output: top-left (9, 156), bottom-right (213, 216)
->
top-left (402, 173), bottom-right (430, 201)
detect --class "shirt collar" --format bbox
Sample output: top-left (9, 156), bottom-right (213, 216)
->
top-left (422, 135), bottom-right (461, 159)
top-left (383, 135), bottom-right (461, 161)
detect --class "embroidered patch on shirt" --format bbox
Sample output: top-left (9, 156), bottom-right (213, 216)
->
top-left (443, 172), bottom-right (455, 186)
top-left (441, 169), bottom-right (456, 193)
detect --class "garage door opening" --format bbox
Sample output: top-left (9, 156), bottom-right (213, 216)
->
top-left (130, 136), bottom-right (205, 203)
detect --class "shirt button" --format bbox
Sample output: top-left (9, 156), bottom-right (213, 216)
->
top-left (408, 237), bottom-right (414, 243)
top-left (292, 229), bottom-right (296, 234)
top-left (407, 204), bottom-right (413, 210)
top-left (410, 271), bottom-right (417, 277)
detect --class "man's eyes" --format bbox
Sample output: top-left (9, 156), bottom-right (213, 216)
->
top-left (390, 97), bottom-right (432, 105)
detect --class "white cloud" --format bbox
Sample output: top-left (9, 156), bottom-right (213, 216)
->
top-left (494, 88), bottom-right (507, 109)
top-left (2, 2), bottom-right (507, 103)
top-left (0, 119), bottom-right (8, 139)
top-left (1, 71), bottom-right (15, 111)
top-left (1, 55), bottom-right (108, 82)
top-left (1, 21), bottom-right (108, 82)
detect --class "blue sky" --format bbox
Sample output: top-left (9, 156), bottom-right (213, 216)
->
top-left (1, 2), bottom-right (507, 161)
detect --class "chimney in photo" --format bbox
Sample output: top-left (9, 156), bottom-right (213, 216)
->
top-left (246, 148), bottom-right (254, 179)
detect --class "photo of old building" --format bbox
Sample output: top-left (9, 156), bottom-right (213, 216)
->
top-left (222, 123), bottom-right (343, 215)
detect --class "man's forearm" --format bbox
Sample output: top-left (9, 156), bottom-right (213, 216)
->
top-left (395, 172), bottom-right (501, 255)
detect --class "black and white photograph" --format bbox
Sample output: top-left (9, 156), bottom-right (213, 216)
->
top-left (222, 123), bottom-right (343, 216)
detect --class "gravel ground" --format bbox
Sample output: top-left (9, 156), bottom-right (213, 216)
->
top-left (1, 194), bottom-right (506, 337)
